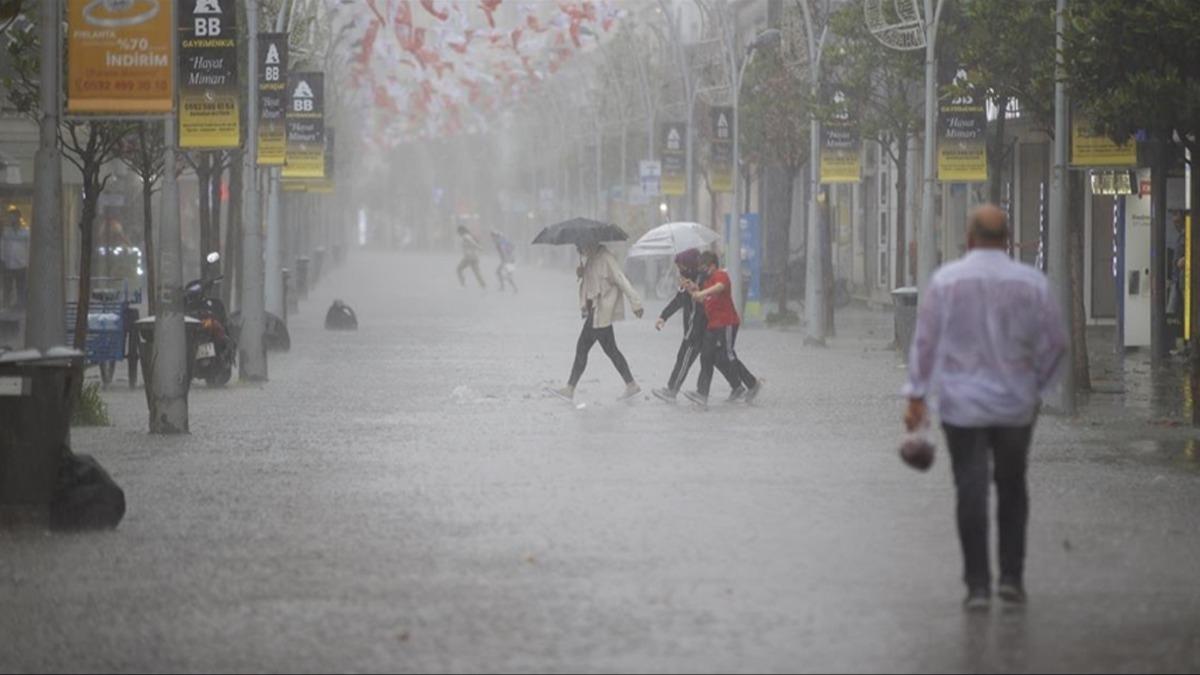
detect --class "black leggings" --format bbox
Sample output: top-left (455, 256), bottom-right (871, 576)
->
top-left (696, 325), bottom-right (756, 396)
top-left (668, 333), bottom-right (739, 392)
top-left (568, 310), bottom-right (633, 386)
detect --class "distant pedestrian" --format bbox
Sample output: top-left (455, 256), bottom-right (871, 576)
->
top-left (1, 209), bottom-right (29, 309)
top-left (491, 230), bottom-right (518, 293)
top-left (551, 242), bottom-right (644, 401)
top-left (903, 204), bottom-right (1067, 612)
top-left (683, 251), bottom-right (763, 408)
top-left (456, 225), bottom-right (486, 289)
top-left (653, 248), bottom-right (741, 402)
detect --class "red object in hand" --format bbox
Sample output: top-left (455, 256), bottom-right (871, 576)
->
top-left (899, 433), bottom-right (935, 471)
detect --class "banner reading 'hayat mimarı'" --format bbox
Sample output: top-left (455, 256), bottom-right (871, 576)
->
top-left (709, 107), bottom-right (734, 194)
top-left (820, 89), bottom-right (861, 184)
top-left (257, 33), bottom-right (289, 166)
top-left (282, 72), bottom-right (325, 179)
top-left (67, 0), bottom-right (173, 114)
top-left (937, 69), bottom-right (988, 183)
top-left (660, 122), bottom-right (687, 197)
top-left (178, 0), bottom-right (239, 148)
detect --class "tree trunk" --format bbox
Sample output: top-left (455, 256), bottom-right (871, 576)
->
top-left (208, 152), bottom-right (224, 281)
top-left (142, 180), bottom-right (157, 316)
top-left (895, 137), bottom-right (908, 288)
top-left (1190, 143), bottom-right (1200, 425)
top-left (764, 164), bottom-right (794, 314)
top-left (988, 96), bottom-right (1010, 205)
top-left (72, 170), bottom-right (101, 353)
top-left (823, 185), bottom-right (835, 336)
top-left (224, 152), bottom-right (243, 311)
top-left (1150, 138), bottom-right (1169, 367)
top-left (1069, 168), bottom-right (1091, 391)
top-left (196, 153), bottom-right (212, 279)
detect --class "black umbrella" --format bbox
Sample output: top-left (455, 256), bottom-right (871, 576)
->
top-left (532, 217), bottom-right (628, 246)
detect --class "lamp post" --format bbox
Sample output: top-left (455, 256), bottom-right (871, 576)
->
top-left (916, 0), bottom-right (947, 292)
top-left (728, 27), bottom-right (782, 317)
top-left (26, 0), bottom-right (64, 351)
top-left (799, 2), bottom-right (831, 346)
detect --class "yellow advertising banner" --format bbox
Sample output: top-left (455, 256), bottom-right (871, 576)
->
top-left (282, 73), bottom-right (325, 179)
top-left (67, 0), bottom-right (173, 114)
top-left (709, 108), bottom-right (733, 194)
top-left (937, 144), bottom-right (988, 182)
top-left (1071, 119), bottom-right (1137, 167)
top-left (820, 152), bottom-right (862, 184)
top-left (257, 33), bottom-right (288, 166)
top-left (661, 122), bottom-right (686, 197)
top-left (938, 98), bottom-right (988, 183)
top-left (178, 0), bottom-right (240, 148)
top-left (821, 90), bottom-right (861, 184)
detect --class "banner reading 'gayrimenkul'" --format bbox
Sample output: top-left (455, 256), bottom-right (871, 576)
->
top-left (178, 0), bottom-right (239, 148)
top-left (937, 69), bottom-right (988, 183)
top-left (282, 72), bottom-right (325, 179)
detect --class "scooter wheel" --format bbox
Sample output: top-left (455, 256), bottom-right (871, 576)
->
top-left (206, 366), bottom-right (232, 387)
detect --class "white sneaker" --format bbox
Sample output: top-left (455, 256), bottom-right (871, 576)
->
top-left (619, 382), bottom-right (641, 400)
top-left (547, 385), bottom-right (575, 401)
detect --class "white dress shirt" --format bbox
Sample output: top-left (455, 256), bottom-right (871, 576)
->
top-left (903, 249), bottom-right (1067, 427)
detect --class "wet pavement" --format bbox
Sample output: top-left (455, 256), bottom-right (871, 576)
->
top-left (2, 249), bottom-right (1199, 673)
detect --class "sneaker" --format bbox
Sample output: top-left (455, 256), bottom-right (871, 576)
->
top-left (963, 588), bottom-right (991, 612)
top-left (548, 385), bottom-right (575, 401)
top-left (726, 385), bottom-right (747, 402)
top-left (997, 579), bottom-right (1026, 606)
top-left (619, 382), bottom-right (642, 400)
top-left (744, 378), bottom-right (765, 403)
top-left (683, 390), bottom-right (708, 408)
top-left (652, 387), bottom-right (678, 403)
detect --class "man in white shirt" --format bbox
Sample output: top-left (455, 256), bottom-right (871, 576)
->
top-left (903, 204), bottom-right (1067, 611)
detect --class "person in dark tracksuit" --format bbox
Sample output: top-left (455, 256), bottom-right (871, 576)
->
top-left (652, 249), bottom-right (740, 403)
top-left (683, 251), bottom-right (765, 408)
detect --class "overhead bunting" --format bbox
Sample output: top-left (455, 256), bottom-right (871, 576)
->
top-left (327, 0), bottom-right (628, 149)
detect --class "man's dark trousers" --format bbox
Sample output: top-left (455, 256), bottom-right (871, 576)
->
top-left (942, 424), bottom-right (1034, 592)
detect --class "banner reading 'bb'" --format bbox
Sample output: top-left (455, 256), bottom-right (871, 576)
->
top-left (283, 72), bottom-right (325, 179)
top-left (178, 0), bottom-right (239, 149)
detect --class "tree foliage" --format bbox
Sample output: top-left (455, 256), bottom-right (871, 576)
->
top-left (740, 47), bottom-right (811, 175)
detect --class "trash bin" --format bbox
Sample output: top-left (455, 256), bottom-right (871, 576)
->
top-left (0, 347), bottom-right (83, 527)
top-left (296, 257), bottom-right (310, 301)
top-left (892, 286), bottom-right (919, 358)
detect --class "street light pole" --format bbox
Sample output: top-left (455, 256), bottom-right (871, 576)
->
top-left (241, 0), bottom-right (268, 380)
top-left (658, 0), bottom-right (696, 222)
top-left (152, 0), bottom-right (188, 433)
top-left (26, 0), bottom-right (64, 351)
top-left (1050, 0), bottom-right (1075, 413)
top-left (264, 0), bottom-right (294, 322)
top-left (917, 0), bottom-right (946, 291)
top-left (799, 2), bottom-right (829, 346)
top-left (727, 25), bottom-right (781, 319)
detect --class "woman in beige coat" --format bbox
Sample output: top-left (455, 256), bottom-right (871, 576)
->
top-left (552, 242), bottom-right (644, 401)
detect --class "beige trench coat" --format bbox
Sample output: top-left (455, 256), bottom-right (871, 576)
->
top-left (578, 246), bottom-right (643, 329)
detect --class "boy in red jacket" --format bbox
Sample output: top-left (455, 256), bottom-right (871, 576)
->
top-left (683, 251), bottom-right (764, 407)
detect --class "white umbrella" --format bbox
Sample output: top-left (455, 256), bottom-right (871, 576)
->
top-left (626, 221), bottom-right (721, 258)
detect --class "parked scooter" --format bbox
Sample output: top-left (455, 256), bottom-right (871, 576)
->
top-left (185, 253), bottom-right (236, 387)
